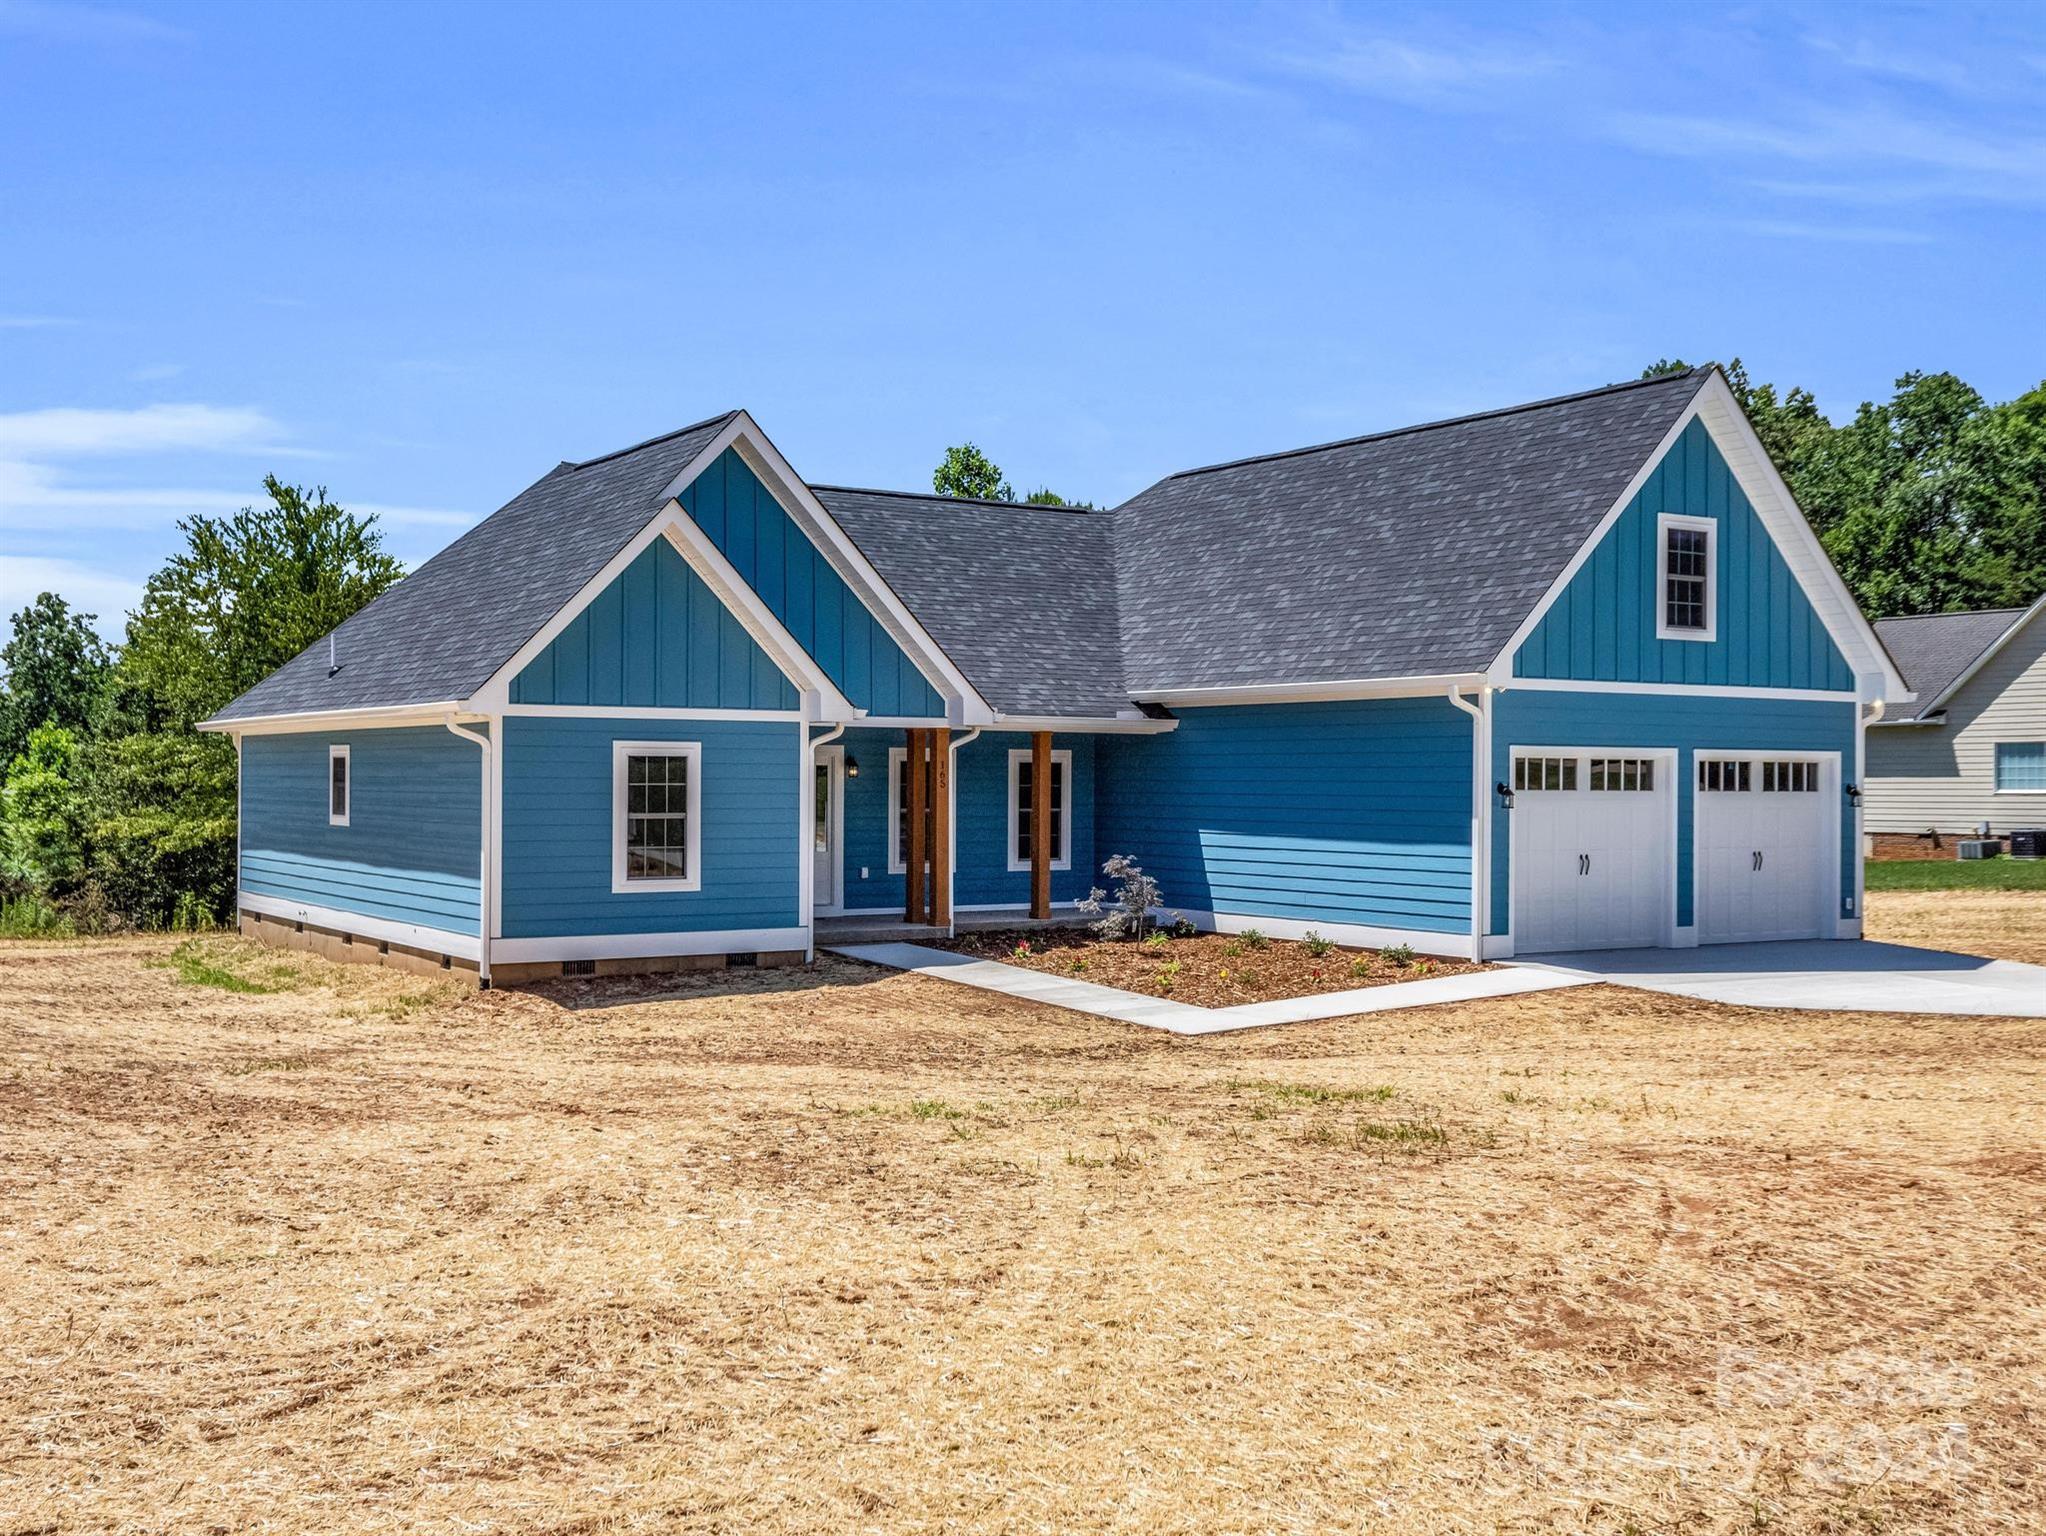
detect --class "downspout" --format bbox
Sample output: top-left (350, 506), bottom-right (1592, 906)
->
top-left (1446, 685), bottom-right (1488, 964)
top-left (945, 726), bottom-right (982, 938)
top-left (445, 716), bottom-right (493, 988)
top-left (806, 721), bottom-right (849, 963)
top-left (1854, 698), bottom-right (1885, 929)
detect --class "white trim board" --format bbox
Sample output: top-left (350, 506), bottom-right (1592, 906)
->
top-left (1503, 678), bottom-right (1858, 702)
top-left (200, 703), bottom-right (480, 736)
top-left (491, 926), bottom-right (810, 964)
top-left (238, 891), bottom-right (482, 962)
top-left (830, 941), bottom-right (1590, 1036)
top-left (1175, 908), bottom-right (1475, 961)
top-left (1132, 672), bottom-right (1487, 708)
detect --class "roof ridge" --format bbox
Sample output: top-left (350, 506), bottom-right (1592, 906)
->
top-left (813, 483), bottom-right (1095, 514)
top-left (1162, 366), bottom-right (1716, 482)
top-left (563, 410), bottom-right (739, 471)
top-left (1876, 605), bottom-right (2028, 623)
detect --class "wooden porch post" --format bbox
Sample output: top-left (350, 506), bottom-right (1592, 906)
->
top-left (930, 728), bottom-right (952, 930)
top-left (1030, 730), bottom-right (1052, 919)
top-left (905, 730), bottom-right (928, 924)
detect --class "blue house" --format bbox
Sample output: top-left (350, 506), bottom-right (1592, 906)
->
top-left (203, 366), bottom-right (1909, 984)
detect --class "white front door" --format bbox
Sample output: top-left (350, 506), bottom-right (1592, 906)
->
top-left (812, 746), bottom-right (842, 913)
top-left (1511, 749), bottom-right (1672, 954)
top-left (1694, 754), bottom-right (1831, 943)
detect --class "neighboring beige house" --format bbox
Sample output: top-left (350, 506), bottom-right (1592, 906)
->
top-left (1866, 597), bottom-right (2046, 854)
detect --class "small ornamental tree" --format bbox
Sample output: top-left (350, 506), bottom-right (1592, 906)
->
top-left (1077, 853), bottom-right (1166, 942)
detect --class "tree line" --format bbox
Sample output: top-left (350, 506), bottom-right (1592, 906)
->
top-left (2, 363), bottom-right (2040, 934)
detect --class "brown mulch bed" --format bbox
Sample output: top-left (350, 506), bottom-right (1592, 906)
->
top-left (934, 926), bottom-right (1486, 1007)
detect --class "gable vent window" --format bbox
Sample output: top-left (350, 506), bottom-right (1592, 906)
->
top-left (1589, 757), bottom-right (1655, 792)
top-left (1657, 514), bottom-right (1716, 642)
top-left (1698, 759), bottom-right (1752, 793)
top-left (1513, 755), bottom-right (1577, 792)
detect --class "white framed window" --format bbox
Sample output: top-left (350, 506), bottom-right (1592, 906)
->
top-left (886, 746), bottom-right (909, 874)
top-left (1006, 748), bottom-right (1072, 871)
top-left (1655, 513), bottom-right (1716, 642)
top-left (327, 744), bottom-right (350, 826)
top-left (1995, 742), bottom-right (2046, 792)
top-left (611, 740), bottom-right (702, 893)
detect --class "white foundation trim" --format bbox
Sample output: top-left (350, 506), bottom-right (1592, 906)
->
top-left (491, 927), bottom-right (811, 964)
top-left (1175, 907), bottom-right (1473, 960)
top-left (237, 891), bottom-right (481, 962)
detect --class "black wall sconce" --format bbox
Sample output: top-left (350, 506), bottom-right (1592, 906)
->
top-left (1495, 780), bottom-right (1515, 810)
top-left (1843, 782), bottom-right (1860, 803)
top-left (844, 754), bottom-right (860, 779)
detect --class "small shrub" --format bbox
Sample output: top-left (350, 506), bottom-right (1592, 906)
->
top-left (1238, 928), bottom-right (1269, 951)
top-left (1013, 939), bottom-right (1033, 957)
top-left (1381, 943), bottom-right (1415, 967)
top-left (1077, 853), bottom-right (1164, 941)
top-left (1142, 931), bottom-right (1169, 950)
top-left (169, 890), bottom-right (215, 933)
top-left (1349, 955), bottom-right (1372, 979)
top-left (1166, 914), bottom-right (1198, 939)
top-left (0, 893), bottom-right (75, 939)
top-left (1222, 940), bottom-right (1244, 957)
top-left (1301, 931), bottom-right (1334, 958)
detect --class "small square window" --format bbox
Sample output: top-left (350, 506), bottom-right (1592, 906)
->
top-left (1994, 742), bottom-right (2046, 792)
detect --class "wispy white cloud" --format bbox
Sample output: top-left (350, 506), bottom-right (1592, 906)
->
top-left (0, 314), bottom-right (76, 329)
top-left (0, 460), bottom-right (474, 532)
top-left (1728, 218), bottom-right (1934, 245)
top-left (1802, 33), bottom-right (1975, 93)
top-left (1263, 18), bottom-right (1566, 109)
top-left (0, 0), bottom-right (184, 45)
top-left (0, 402), bottom-right (283, 458)
top-left (0, 555), bottom-right (143, 637)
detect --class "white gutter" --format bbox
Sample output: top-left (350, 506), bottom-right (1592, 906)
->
top-left (199, 702), bottom-right (470, 735)
top-left (1136, 672), bottom-right (1488, 709)
top-left (1444, 684), bottom-right (1489, 964)
top-left (445, 716), bottom-right (495, 988)
top-left (943, 726), bottom-right (983, 937)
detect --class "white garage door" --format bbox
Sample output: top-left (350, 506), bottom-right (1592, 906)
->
top-left (1511, 750), bottom-right (1672, 954)
top-left (1694, 755), bottom-right (1832, 944)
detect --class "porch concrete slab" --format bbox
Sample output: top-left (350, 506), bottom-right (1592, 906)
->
top-left (1507, 940), bottom-right (2046, 1018)
top-left (827, 942), bottom-right (1591, 1035)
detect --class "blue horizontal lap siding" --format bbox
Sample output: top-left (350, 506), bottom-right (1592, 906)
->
top-left (1516, 419), bottom-right (1854, 691)
top-left (499, 716), bottom-right (799, 938)
top-left (835, 733), bottom-right (1096, 912)
top-left (509, 537), bottom-right (798, 710)
top-left (1094, 700), bottom-right (1474, 935)
top-left (240, 728), bottom-right (482, 937)
top-left (682, 449), bottom-right (945, 718)
top-left (1488, 689), bottom-right (1858, 935)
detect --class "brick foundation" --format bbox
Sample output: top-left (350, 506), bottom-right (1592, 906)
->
top-left (1867, 831), bottom-right (1983, 862)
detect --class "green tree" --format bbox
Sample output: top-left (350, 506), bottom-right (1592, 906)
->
top-left (80, 732), bottom-right (238, 926)
top-left (0, 593), bottom-right (109, 769)
top-left (118, 476), bottom-right (403, 730)
top-left (933, 443), bottom-right (1014, 502)
top-left (1, 723), bottom-right (85, 893)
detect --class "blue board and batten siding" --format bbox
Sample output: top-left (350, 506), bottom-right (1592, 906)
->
top-left (498, 716), bottom-right (799, 939)
top-left (836, 732), bottom-right (1097, 912)
top-left (1516, 419), bottom-right (1854, 691)
top-left (240, 727), bottom-right (482, 939)
top-left (1094, 699), bottom-right (1475, 937)
top-left (682, 449), bottom-right (946, 718)
top-left (1488, 690), bottom-right (1858, 936)
top-left (510, 538), bottom-right (797, 710)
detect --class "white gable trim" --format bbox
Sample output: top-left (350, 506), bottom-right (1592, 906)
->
top-left (464, 500), bottom-right (856, 720)
top-left (1486, 370), bottom-right (1909, 702)
top-left (1908, 594), bottom-right (2046, 717)
top-left (663, 412), bottom-right (997, 725)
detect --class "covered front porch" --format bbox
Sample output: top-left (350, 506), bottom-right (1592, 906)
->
top-left (811, 726), bottom-right (1100, 937)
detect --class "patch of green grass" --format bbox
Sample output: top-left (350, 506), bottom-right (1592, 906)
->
top-left (164, 940), bottom-right (276, 994)
top-left (1229, 1078), bottom-right (1397, 1106)
top-left (1300, 1116), bottom-right (1449, 1151)
top-left (909, 1098), bottom-right (966, 1121)
top-left (0, 894), bottom-right (74, 939)
top-left (1863, 856), bottom-right (2046, 892)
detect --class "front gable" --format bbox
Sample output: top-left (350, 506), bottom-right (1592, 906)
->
top-left (1513, 417), bottom-right (1855, 692)
top-left (680, 448), bottom-right (947, 719)
top-left (509, 536), bottom-right (800, 711)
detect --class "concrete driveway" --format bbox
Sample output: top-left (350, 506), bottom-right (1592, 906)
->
top-left (1510, 939), bottom-right (2046, 1017)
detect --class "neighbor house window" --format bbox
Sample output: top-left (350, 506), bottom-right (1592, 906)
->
top-left (1006, 748), bottom-right (1072, 871)
top-left (1656, 513), bottom-right (1716, 641)
top-left (611, 741), bottom-right (702, 893)
top-left (328, 744), bottom-right (350, 826)
top-left (1995, 742), bottom-right (2046, 792)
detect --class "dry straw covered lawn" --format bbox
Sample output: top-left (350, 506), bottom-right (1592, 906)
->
top-left (2, 893), bottom-right (2042, 1534)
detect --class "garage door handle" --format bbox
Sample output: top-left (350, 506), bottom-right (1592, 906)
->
top-left (1752, 850), bottom-right (1763, 871)
top-left (1578, 853), bottom-right (1590, 875)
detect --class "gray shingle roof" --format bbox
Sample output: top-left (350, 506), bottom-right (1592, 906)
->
top-left (814, 487), bottom-right (1125, 718)
top-left (209, 368), bottom-right (1729, 727)
top-left (1873, 607), bottom-right (2028, 722)
top-left (209, 413), bottom-right (736, 722)
top-left (1110, 368), bottom-right (1714, 691)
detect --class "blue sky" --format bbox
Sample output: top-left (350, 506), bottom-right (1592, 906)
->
top-left (3, 0), bottom-right (2043, 637)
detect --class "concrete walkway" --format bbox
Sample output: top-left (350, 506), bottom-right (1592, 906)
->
top-left (827, 942), bottom-right (1591, 1035)
top-left (1510, 939), bottom-right (2046, 1017)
